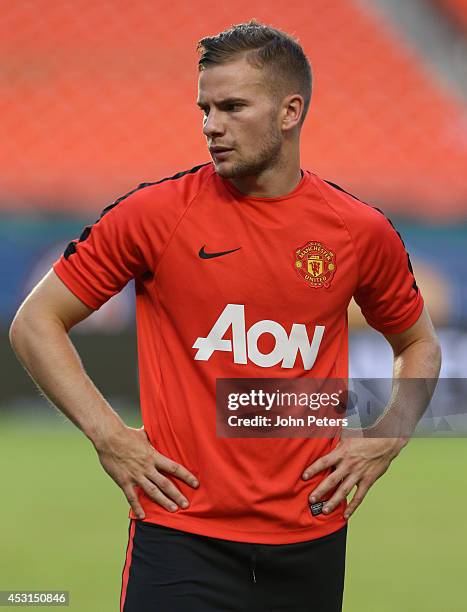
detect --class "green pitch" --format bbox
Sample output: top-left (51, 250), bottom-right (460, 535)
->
top-left (0, 413), bottom-right (465, 611)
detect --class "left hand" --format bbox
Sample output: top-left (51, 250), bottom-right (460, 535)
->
top-left (302, 437), bottom-right (405, 519)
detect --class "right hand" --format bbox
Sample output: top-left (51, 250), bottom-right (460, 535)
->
top-left (93, 424), bottom-right (199, 519)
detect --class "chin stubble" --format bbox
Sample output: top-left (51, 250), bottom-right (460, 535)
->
top-left (218, 128), bottom-right (283, 179)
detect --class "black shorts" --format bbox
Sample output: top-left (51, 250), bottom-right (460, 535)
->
top-left (120, 520), bottom-right (347, 612)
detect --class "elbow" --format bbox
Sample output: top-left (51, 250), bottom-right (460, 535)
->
top-left (9, 302), bottom-right (60, 353)
top-left (418, 333), bottom-right (442, 377)
top-left (427, 327), bottom-right (442, 363)
top-left (9, 309), bottom-right (23, 350)
top-left (9, 306), bottom-right (31, 353)
top-left (432, 335), bottom-right (442, 370)
top-left (9, 304), bottom-right (69, 374)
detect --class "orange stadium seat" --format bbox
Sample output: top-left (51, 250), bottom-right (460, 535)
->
top-left (436, 0), bottom-right (467, 31)
top-left (0, 0), bottom-right (466, 217)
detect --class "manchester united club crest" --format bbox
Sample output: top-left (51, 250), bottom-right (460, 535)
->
top-left (294, 241), bottom-right (336, 288)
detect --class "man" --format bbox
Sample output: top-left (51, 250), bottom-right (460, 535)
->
top-left (10, 20), bottom-right (441, 612)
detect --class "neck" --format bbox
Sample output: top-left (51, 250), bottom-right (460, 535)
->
top-left (227, 147), bottom-right (302, 198)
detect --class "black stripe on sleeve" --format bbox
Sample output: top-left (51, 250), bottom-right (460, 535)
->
top-left (63, 162), bottom-right (210, 260)
top-left (323, 180), bottom-right (419, 293)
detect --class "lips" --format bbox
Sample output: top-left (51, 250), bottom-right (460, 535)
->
top-left (210, 147), bottom-right (233, 160)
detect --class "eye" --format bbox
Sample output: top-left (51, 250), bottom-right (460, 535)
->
top-left (225, 103), bottom-right (242, 112)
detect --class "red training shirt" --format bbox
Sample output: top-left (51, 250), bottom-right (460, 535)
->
top-left (52, 163), bottom-right (424, 544)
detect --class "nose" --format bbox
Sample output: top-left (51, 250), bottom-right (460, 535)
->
top-left (203, 110), bottom-right (224, 139)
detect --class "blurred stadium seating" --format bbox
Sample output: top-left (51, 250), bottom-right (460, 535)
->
top-left (0, 0), bottom-right (466, 214)
top-left (436, 0), bottom-right (467, 30)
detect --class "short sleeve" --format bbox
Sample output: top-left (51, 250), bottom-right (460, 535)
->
top-left (353, 211), bottom-right (424, 334)
top-left (52, 188), bottom-right (154, 310)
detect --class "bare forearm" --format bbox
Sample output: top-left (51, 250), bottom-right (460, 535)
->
top-left (371, 337), bottom-right (442, 443)
top-left (9, 310), bottom-right (126, 447)
top-left (393, 337), bottom-right (442, 380)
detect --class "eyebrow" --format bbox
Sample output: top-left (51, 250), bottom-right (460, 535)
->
top-left (196, 97), bottom-right (249, 108)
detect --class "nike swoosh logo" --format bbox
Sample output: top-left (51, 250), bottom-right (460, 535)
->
top-left (199, 245), bottom-right (241, 259)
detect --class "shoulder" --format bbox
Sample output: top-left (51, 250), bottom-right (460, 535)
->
top-left (309, 172), bottom-right (394, 237)
top-left (137, 162), bottom-right (214, 201)
top-left (99, 162), bottom-right (214, 221)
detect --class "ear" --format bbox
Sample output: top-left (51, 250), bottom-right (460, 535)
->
top-left (281, 94), bottom-right (304, 132)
